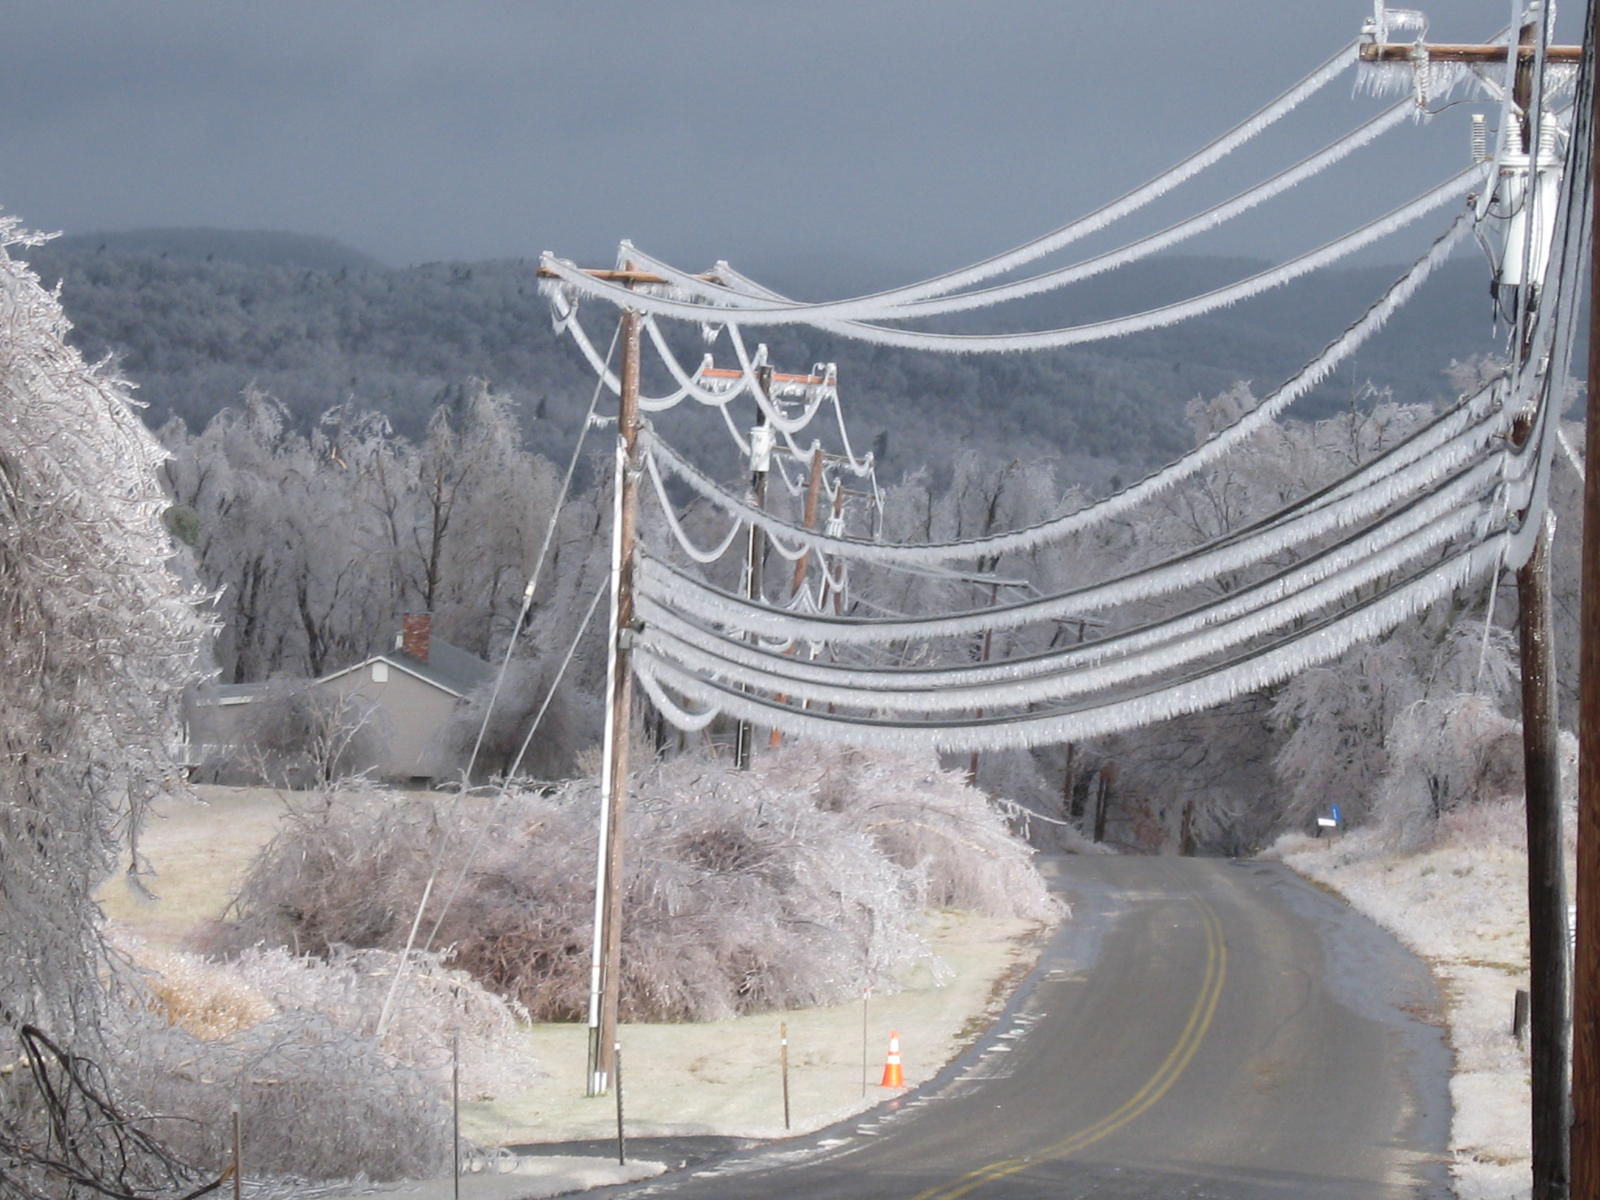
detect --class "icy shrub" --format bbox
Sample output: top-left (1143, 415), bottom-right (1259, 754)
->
top-left (1373, 694), bottom-right (1523, 852)
top-left (106, 939), bottom-right (533, 1182)
top-left (764, 745), bottom-right (1062, 921)
top-left (222, 747), bottom-right (1056, 1021)
top-left (219, 678), bottom-right (389, 787)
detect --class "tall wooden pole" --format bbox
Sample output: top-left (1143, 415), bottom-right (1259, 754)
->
top-left (735, 363), bottom-right (773, 769)
top-left (586, 306), bottom-right (642, 1096)
top-left (1521, 517), bottom-right (1571, 1200)
top-left (1503, 15), bottom-right (1573, 1195)
top-left (1573, 2), bottom-right (1600, 1190)
top-left (769, 444), bottom-right (828, 749)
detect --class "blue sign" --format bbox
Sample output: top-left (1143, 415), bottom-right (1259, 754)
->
top-left (1330, 803), bottom-right (1342, 825)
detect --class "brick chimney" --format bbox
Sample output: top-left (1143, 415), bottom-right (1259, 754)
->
top-left (400, 613), bottom-right (432, 663)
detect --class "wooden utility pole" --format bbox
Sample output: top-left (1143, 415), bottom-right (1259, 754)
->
top-left (768, 444), bottom-right (828, 749)
top-left (586, 305), bottom-right (643, 1096)
top-left (1576, 1), bottom-right (1600, 1192)
top-left (533, 262), bottom-right (729, 1096)
top-left (1363, 25), bottom-right (1582, 1197)
top-left (1507, 16), bottom-right (1571, 1197)
top-left (735, 363), bottom-right (774, 769)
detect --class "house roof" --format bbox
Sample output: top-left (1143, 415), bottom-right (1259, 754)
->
top-left (377, 637), bottom-right (494, 698)
top-left (200, 637), bottom-right (494, 706)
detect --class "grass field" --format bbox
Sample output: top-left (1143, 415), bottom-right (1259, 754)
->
top-left (99, 784), bottom-right (1055, 1148)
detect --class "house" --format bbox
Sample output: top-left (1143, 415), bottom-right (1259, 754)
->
top-left (193, 613), bottom-right (492, 784)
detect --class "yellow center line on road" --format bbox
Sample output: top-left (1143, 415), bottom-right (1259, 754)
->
top-left (908, 900), bottom-right (1228, 1200)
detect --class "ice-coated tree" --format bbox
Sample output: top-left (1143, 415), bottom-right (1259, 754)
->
top-left (0, 219), bottom-right (208, 1194)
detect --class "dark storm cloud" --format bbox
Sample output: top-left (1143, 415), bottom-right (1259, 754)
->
top-left (0, 2), bottom-right (1560, 283)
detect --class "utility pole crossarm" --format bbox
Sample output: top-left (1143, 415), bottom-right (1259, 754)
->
top-left (535, 266), bottom-right (725, 287)
top-left (1358, 42), bottom-right (1582, 63)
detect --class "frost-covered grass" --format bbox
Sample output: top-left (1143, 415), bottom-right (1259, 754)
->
top-left (101, 773), bottom-right (1057, 1182)
top-left (1272, 800), bottom-right (1556, 1200)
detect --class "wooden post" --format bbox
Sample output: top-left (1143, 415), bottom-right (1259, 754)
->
top-left (1574, 4), bottom-right (1600, 1190)
top-left (861, 988), bottom-right (869, 1097)
top-left (1504, 19), bottom-right (1571, 1194)
top-left (1521, 517), bottom-right (1572, 1200)
top-left (967, 575), bottom-right (1000, 787)
top-left (770, 445), bottom-right (828, 748)
top-left (817, 488), bottom-right (848, 617)
top-left (614, 1041), bottom-right (626, 1165)
top-left (780, 1021), bottom-right (792, 1131)
top-left (230, 1104), bottom-right (241, 1200)
top-left (1179, 799), bottom-right (1197, 857)
top-left (736, 363), bottom-right (774, 769)
top-left (1092, 765), bottom-right (1112, 845)
top-left (452, 1032), bottom-right (461, 1200)
top-left (587, 307), bottom-right (642, 1096)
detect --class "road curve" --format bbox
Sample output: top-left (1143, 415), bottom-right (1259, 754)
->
top-left (614, 855), bottom-right (1453, 1200)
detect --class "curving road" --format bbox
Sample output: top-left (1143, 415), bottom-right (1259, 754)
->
top-left (607, 855), bottom-right (1454, 1200)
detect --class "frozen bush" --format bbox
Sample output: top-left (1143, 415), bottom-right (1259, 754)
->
top-left (1373, 693), bottom-right (1523, 852)
top-left (219, 678), bottom-right (389, 787)
top-left (221, 746), bottom-right (1057, 1021)
top-left (105, 938), bottom-right (534, 1182)
top-left (764, 745), bottom-right (1062, 921)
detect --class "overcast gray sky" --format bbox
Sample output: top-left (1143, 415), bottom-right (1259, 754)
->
top-left (3, 2), bottom-right (1570, 285)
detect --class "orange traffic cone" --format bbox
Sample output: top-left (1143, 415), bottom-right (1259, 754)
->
top-left (880, 1030), bottom-right (905, 1088)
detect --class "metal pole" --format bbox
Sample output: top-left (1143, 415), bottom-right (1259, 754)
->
top-left (736, 362), bottom-right (774, 769)
top-left (1573, 5), bottom-right (1600, 1191)
top-left (586, 307), bottom-right (643, 1096)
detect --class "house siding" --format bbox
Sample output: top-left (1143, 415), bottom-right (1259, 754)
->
top-left (319, 663), bottom-right (461, 780)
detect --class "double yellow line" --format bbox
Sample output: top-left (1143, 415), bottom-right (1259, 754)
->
top-left (910, 899), bottom-right (1228, 1200)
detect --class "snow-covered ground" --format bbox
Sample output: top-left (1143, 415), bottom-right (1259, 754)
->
top-left (1272, 800), bottom-right (1556, 1200)
top-left (99, 785), bottom-right (1055, 1195)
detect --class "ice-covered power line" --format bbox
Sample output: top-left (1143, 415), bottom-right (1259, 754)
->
top-left (540, 165), bottom-right (1485, 350)
top-left (618, 99), bottom-right (1419, 323)
top-left (636, 214), bottom-right (1476, 569)
top-left (639, 436), bottom-right (1506, 645)
top-left (551, 41), bottom-right (1359, 327)
top-left (634, 537), bottom-right (1512, 754)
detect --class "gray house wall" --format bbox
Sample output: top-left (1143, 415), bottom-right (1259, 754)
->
top-left (317, 660), bottom-right (462, 781)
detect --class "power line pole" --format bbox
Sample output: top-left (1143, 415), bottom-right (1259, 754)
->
top-left (1506, 17), bottom-right (1572, 1199)
top-left (537, 263), bottom-right (724, 1096)
top-left (1362, 27), bottom-right (1582, 1195)
top-left (735, 363), bottom-right (774, 769)
top-left (1577, 3), bottom-right (1600, 1194)
top-left (768, 444), bottom-right (828, 750)
top-left (587, 303), bottom-right (642, 1096)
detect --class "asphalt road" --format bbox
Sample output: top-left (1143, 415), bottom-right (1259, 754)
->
top-left (605, 854), bottom-right (1454, 1200)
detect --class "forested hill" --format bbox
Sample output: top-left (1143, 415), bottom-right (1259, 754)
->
top-left (29, 228), bottom-right (1505, 485)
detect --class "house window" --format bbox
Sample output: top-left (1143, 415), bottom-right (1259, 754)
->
top-left (371, 662), bottom-right (389, 683)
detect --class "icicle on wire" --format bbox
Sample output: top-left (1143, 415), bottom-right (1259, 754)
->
top-left (567, 42), bottom-right (1358, 319)
top-left (538, 165), bottom-right (1483, 351)
top-left (620, 98), bottom-right (1416, 324)
top-left (633, 451), bottom-right (1497, 652)
top-left (634, 536), bottom-right (1508, 753)
top-left (635, 475), bottom-right (1497, 687)
top-left (639, 505), bottom-right (1497, 714)
top-left (641, 379), bottom-right (1503, 623)
top-left (638, 212), bottom-right (1477, 569)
